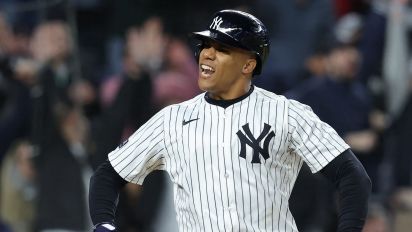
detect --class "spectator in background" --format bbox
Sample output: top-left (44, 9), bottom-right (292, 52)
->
top-left (24, 20), bottom-right (93, 231)
top-left (383, 0), bottom-right (411, 120)
top-left (29, 18), bottom-right (159, 231)
top-left (368, 3), bottom-right (412, 228)
top-left (0, 140), bottom-right (36, 232)
top-left (253, 0), bottom-right (335, 94)
top-left (0, 13), bottom-right (36, 231)
top-left (386, 78), bottom-right (412, 232)
top-left (0, 12), bottom-right (34, 163)
top-left (29, 20), bottom-right (76, 148)
top-left (152, 31), bottom-right (199, 107)
top-left (354, 1), bottom-right (388, 136)
top-left (0, 16), bottom-right (93, 230)
top-left (102, 0), bottom-right (193, 77)
top-left (287, 43), bottom-right (382, 231)
top-left (33, 102), bottom-right (92, 231)
top-left (289, 43), bottom-right (381, 189)
top-left (101, 16), bottom-right (199, 109)
top-left (356, 0), bottom-right (387, 87)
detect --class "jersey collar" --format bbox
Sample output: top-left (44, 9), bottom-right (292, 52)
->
top-left (204, 85), bottom-right (254, 108)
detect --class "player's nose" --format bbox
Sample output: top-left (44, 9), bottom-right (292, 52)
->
top-left (201, 46), bottom-right (216, 60)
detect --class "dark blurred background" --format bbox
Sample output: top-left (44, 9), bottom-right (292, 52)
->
top-left (0, 0), bottom-right (411, 231)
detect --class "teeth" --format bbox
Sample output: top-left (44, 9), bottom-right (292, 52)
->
top-left (201, 64), bottom-right (214, 72)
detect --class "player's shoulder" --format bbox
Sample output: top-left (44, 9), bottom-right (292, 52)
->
top-left (163, 92), bottom-right (205, 110)
top-left (254, 86), bottom-right (312, 111)
top-left (254, 86), bottom-right (288, 103)
top-left (287, 98), bottom-right (314, 113)
top-left (178, 92), bottom-right (205, 105)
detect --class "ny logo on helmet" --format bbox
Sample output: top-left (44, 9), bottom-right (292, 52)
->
top-left (236, 123), bottom-right (275, 163)
top-left (210, 16), bottom-right (223, 30)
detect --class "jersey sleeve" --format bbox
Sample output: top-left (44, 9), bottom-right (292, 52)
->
top-left (108, 108), bottom-right (167, 185)
top-left (286, 99), bottom-right (350, 173)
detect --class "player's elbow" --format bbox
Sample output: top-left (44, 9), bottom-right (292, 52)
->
top-left (357, 167), bottom-right (372, 198)
top-left (362, 172), bottom-right (372, 193)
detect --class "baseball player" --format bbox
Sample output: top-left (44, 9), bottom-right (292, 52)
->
top-left (89, 9), bottom-right (371, 232)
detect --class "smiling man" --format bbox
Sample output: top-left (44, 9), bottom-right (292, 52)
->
top-left (89, 9), bottom-right (371, 232)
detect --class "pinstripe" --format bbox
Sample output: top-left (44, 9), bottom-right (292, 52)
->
top-left (175, 106), bottom-right (195, 231)
top-left (176, 104), bottom-right (195, 230)
top-left (268, 100), bottom-right (276, 231)
top-left (177, 105), bottom-right (190, 232)
top-left (185, 105), bottom-right (199, 230)
top-left (276, 100), bottom-right (290, 231)
top-left (244, 96), bottom-right (255, 232)
top-left (201, 103), bottom-right (214, 231)
top-left (215, 107), bottom-right (227, 232)
top-left (175, 106), bottom-right (192, 231)
top-left (269, 100), bottom-right (281, 231)
top-left (222, 107), bottom-right (234, 231)
top-left (236, 100), bottom-right (248, 230)
top-left (229, 105), bottom-right (241, 231)
top-left (193, 106), bottom-right (206, 230)
top-left (278, 159), bottom-right (286, 231)
top-left (208, 104), bottom-right (220, 231)
top-left (259, 97), bottom-right (267, 231)
top-left (161, 106), bottom-right (177, 184)
top-left (250, 95), bottom-right (260, 230)
top-left (170, 106), bottom-right (181, 183)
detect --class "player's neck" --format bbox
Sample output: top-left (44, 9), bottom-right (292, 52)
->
top-left (205, 85), bottom-right (254, 108)
top-left (208, 81), bottom-right (252, 100)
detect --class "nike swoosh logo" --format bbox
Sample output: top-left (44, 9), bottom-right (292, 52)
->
top-left (182, 118), bottom-right (199, 125)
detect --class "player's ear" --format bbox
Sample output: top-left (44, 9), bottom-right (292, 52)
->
top-left (242, 58), bottom-right (257, 75)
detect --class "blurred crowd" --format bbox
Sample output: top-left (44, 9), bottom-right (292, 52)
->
top-left (0, 0), bottom-right (411, 232)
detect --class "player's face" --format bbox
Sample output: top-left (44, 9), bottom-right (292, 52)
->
top-left (198, 40), bottom-right (256, 100)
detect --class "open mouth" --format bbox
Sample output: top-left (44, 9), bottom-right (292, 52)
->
top-left (200, 64), bottom-right (215, 77)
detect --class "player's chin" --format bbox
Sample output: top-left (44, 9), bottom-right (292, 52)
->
top-left (198, 77), bottom-right (215, 92)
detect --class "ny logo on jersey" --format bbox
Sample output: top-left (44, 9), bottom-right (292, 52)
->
top-left (210, 16), bottom-right (223, 30)
top-left (236, 123), bottom-right (275, 163)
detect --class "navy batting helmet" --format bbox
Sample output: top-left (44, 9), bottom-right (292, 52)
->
top-left (191, 9), bottom-right (270, 75)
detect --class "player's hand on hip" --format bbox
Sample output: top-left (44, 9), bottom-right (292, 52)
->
top-left (93, 223), bottom-right (116, 232)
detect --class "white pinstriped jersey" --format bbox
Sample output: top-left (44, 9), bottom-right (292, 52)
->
top-left (108, 86), bottom-right (350, 232)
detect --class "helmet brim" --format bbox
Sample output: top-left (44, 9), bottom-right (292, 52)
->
top-left (191, 30), bottom-right (250, 52)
